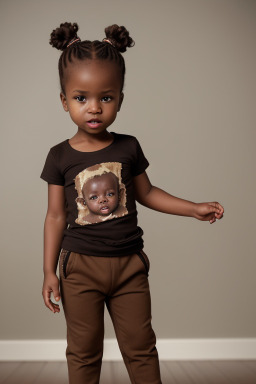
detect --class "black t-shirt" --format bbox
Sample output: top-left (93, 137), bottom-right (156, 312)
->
top-left (40, 132), bottom-right (150, 256)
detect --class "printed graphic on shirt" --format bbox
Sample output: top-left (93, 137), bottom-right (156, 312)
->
top-left (74, 162), bottom-right (128, 225)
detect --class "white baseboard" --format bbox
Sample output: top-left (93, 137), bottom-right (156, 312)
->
top-left (0, 338), bottom-right (256, 361)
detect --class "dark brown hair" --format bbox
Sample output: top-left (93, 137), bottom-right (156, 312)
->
top-left (49, 22), bottom-right (135, 95)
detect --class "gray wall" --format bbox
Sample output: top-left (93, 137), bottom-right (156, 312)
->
top-left (1, 0), bottom-right (255, 340)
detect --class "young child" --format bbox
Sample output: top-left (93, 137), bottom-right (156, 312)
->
top-left (41, 22), bottom-right (224, 384)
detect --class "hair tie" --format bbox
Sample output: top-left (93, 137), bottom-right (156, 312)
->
top-left (102, 38), bottom-right (115, 48)
top-left (67, 37), bottom-right (81, 48)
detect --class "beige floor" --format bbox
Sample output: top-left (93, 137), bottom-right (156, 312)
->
top-left (0, 360), bottom-right (256, 383)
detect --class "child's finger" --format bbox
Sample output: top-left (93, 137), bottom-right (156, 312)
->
top-left (209, 202), bottom-right (224, 215)
top-left (53, 288), bottom-right (61, 302)
top-left (52, 302), bottom-right (60, 313)
top-left (216, 202), bottom-right (224, 214)
top-left (216, 211), bottom-right (223, 219)
top-left (46, 292), bottom-right (55, 312)
top-left (43, 289), bottom-right (56, 312)
top-left (48, 299), bottom-right (60, 313)
top-left (52, 291), bottom-right (61, 313)
top-left (216, 208), bottom-right (224, 219)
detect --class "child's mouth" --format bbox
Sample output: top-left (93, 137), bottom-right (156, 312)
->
top-left (100, 206), bottom-right (109, 212)
top-left (87, 120), bottom-right (102, 128)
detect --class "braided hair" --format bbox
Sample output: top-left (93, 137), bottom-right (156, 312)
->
top-left (49, 22), bottom-right (135, 95)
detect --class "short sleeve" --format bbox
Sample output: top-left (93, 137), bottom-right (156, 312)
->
top-left (40, 149), bottom-right (65, 185)
top-left (131, 137), bottom-right (150, 177)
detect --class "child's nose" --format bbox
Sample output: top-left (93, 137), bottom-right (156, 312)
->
top-left (88, 99), bottom-right (102, 114)
top-left (99, 195), bottom-right (108, 203)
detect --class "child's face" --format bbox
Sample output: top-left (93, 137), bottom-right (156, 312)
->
top-left (82, 173), bottom-right (120, 216)
top-left (60, 59), bottom-right (124, 135)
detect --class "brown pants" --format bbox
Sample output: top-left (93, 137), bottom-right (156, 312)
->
top-left (59, 249), bottom-right (162, 384)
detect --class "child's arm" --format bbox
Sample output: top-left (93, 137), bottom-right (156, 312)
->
top-left (42, 184), bottom-right (67, 313)
top-left (133, 172), bottom-right (224, 223)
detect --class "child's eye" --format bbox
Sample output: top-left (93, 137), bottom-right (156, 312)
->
top-left (107, 192), bottom-right (114, 197)
top-left (89, 195), bottom-right (97, 200)
top-left (101, 96), bottom-right (112, 102)
top-left (75, 96), bottom-right (86, 102)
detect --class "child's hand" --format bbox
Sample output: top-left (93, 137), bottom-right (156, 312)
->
top-left (194, 202), bottom-right (224, 224)
top-left (42, 272), bottom-right (61, 313)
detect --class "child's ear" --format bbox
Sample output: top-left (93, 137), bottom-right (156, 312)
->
top-left (75, 197), bottom-right (86, 206)
top-left (119, 186), bottom-right (125, 201)
top-left (60, 92), bottom-right (69, 112)
top-left (117, 92), bottom-right (124, 112)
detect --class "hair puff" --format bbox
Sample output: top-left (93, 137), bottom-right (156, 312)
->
top-left (104, 24), bottom-right (135, 53)
top-left (49, 22), bottom-right (79, 51)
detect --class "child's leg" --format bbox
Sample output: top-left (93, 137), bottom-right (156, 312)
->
top-left (105, 251), bottom-right (162, 384)
top-left (59, 250), bottom-right (107, 384)
top-left (59, 249), bottom-right (162, 384)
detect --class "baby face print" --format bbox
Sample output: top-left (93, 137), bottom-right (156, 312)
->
top-left (82, 172), bottom-right (120, 217)
top-left (74, 162), bottom-right (128, 225)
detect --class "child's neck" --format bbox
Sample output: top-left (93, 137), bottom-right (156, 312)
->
top-left (68, 130), bottom-right (114, 152)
